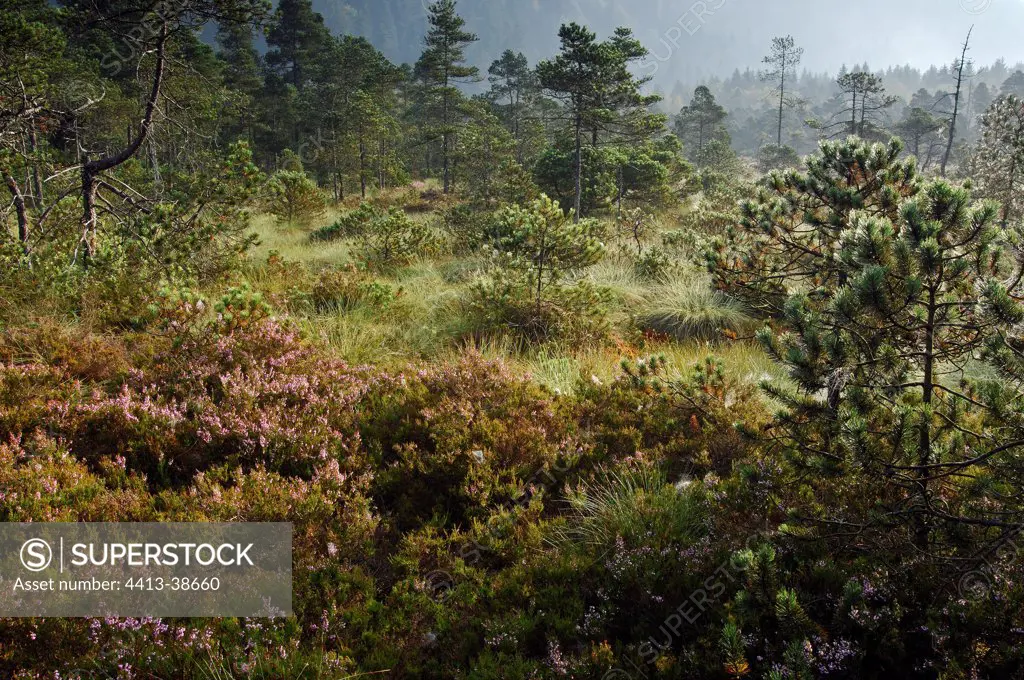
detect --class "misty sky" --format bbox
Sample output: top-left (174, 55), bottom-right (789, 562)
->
top-left (541, 0), bottom-right (1024, 82)
top-left (646, 0), bottom-right (1024, 73)
top-left (318, 0), bottom-right (1024, 85)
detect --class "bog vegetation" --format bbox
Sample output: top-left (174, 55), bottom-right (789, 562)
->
top-left (4, 0), bottom-right (1024, 678)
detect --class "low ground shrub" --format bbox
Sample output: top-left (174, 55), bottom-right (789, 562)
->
top-left (309, 264), bottom-right (400, 313)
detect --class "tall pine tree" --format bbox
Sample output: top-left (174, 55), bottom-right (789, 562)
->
top-left (674, 86), bottom-right (728, 162)
top-left (537, 23), bottom-right (662, 221)
top-left (266, 0), bottom-right (332, 91)
top-left (415, 0), bottom-right (478, 194)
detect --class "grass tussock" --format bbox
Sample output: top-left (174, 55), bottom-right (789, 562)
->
top-left (634, 276), bottom-right (754, 342)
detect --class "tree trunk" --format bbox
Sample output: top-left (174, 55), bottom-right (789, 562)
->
top-left (451, 131), bottom-right (459, 190)
top-left (617, 164), bottom-right (624, 220)
top-left (359, 134), bottom-right (367, 199)
top-left (850, 92), bottom-right (858, 136)
top-left (79, 21), bottom-right (168, 264)
top-left (442, 66), bottom-right (451, 194)
top-left (942, 28), bottom-right (973, 178)
top-left (777, 53), bottom-right (786, 146)
top-left (3, 170), bottom-right (29, 253)
top-left (80, 165), bottom-right (99, 263)
top-left (482, 138), bottom-right (491, 203)
top-left (915, 286), bottom-right (937, 551)
top-left (442, 131), bottom-right (450, 193)
top-left (573, 114), bottom-right (583, 223)
top-left (27, 129), bottom-right (43, 209)
top-left (511, 89), bottom-right (522, 163)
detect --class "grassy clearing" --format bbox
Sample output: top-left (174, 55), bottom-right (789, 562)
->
top-left (241, 207), bottom-right (785, 394)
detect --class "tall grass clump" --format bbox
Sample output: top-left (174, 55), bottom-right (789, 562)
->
top-left (551, 463), bottom-right (708, 550)
top-left (635, 277), bottom-right (753, 342)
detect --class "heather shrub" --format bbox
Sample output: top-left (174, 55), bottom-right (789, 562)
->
top-left (0, 433), bottom-right (155, 522)
top-left (0, 361), bottom-right (76, 438)
top-left (358, 353), bottom-right (578, 531)
top-left (45, 314), bottom-right (371, 488)
top-left (0, 318), bottom-right (132, 381)
top-left (0, 322), bottom-right (140, 436)
top-left (571, 355), bottom-right (763, 476)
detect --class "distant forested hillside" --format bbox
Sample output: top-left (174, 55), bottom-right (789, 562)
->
top-left (314, 0), bottom-right (1024, 86)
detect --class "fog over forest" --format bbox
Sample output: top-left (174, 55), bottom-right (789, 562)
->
top-left (317, 0), bottom-right (1024, 83)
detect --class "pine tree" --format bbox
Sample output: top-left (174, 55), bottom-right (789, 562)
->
top-left (217, 23), bottom-right (262, 94)
top-left (713, 137), bottom-right (1024, 559)
top-left (836, 71), bottom-right (897, 139)
top-left (971, 82), bottom-right (995, 134)
top-left (974, 95), bottom-right (1024, 227)
top-left (757, 144), bottom-right (801, 173)
top-left (415, 0), bottom-right (479, 194)
top-left (537, 23), bottom-right (663, 222)
top-left (470, 194), bottom-right (608, 342)
top-left (674, 86), bottom-right (728, 161)
top-left (759, 35), bottom-right (803, 146)
top-left (1000, 70), bottom-right (1024, 98)
top-left (708, 137), bottom-right (920, 317)
top-left (265, 0), bottom-right (332, 91)
top-left (454, 101), bottom-right (531, 207)
top-left (305, 35), bottom-right (403, 199)
top-left (0, 0), bottom-right (70, 252)
top-left (589, 27), bottom-right (664, 147)
top-left (537, 23), bottom-right (605, 221)
top-left (216, 23), bottom-right (263, 144)
top-left (486, 50), bottom-right (540, 162)
top-left (894, 106), bottom-right (945, 171)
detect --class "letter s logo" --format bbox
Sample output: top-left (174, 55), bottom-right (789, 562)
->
top-left (20, 539), bottom-right (53, 572)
